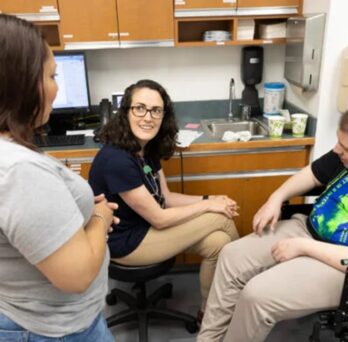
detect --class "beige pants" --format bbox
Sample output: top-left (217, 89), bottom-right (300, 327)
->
top-left (113, 213), bottom-right (239, 300)
top-left (198, 214), bottom-right (345, 342)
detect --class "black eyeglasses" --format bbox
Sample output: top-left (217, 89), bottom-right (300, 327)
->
top-left (130, 104), bottom-right (165, 119)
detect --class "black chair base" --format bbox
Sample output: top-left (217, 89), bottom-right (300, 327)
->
top-left (106, 281), bottom-right (198, 342)
top-left (107, 258), bottom-right (199, 342)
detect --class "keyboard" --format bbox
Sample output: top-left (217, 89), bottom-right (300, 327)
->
top-left (34, 134), bottom-right (85, 147)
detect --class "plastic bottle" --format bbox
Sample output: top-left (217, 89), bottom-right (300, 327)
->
top-left (263, 82), bottom-right (285, 116)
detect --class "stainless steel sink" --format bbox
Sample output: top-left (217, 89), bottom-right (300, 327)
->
top-left (201, 118), bottom-right (269, 139)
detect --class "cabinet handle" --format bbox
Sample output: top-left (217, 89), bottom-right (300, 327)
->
top-left (175, 0), bottom-right (186, 5)
top-left (68, 163), bottom-right (82, 175)
top-left (63, 34), bottom-right (74, 39)
top-left (108, 32), bottom-right (119, 39)
top-left (119, 32), bottom-right (130, 37)
top-left (39, 5), bottom-right (57, 13)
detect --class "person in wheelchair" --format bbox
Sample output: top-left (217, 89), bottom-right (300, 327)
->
top-left (198, 111), bottom-right (348, 342)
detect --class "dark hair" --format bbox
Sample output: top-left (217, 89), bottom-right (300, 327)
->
top-left (0, 14), bottom-right (48, 149)
top-left (101, 79), bottom-right (178, 160)
top-left (339, 111), bottom-right (348, 133)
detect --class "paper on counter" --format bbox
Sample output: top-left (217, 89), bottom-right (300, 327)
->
top-left (176, 129), bottom-right (203, 148)
top-left (66, 129), bottom-right (95, 137)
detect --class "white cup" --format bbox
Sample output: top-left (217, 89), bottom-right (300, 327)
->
top-left (291, 113), bottom-right (308, 137)
top-left (268, 115), bottom-right (285, 138)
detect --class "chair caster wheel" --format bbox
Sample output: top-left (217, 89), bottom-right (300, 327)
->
top-left (185, 320), bottom-right (199, 334)
top-left (106, 293), bottom-right (117, 306)
top-left (162, 283), bottom-right (173, 299)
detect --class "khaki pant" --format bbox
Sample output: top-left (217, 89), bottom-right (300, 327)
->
top-left (198, 214), bottom-right (345, 342)
top-left (113, 213), bottom-right (239, 300)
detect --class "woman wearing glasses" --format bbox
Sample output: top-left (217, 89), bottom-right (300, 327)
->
top-left (89, 79), bottom-right (239, 319)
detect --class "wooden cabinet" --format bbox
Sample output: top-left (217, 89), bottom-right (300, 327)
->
top-left (117, 0), bottom-right (174, 48)
top-left (0, 0), bottom-right (58, 18)
top-left (174, 0), bottom-right (236, 18)
top-left (58, 0), bottom-right (119, 49)
top-left (0, 0), bottom-right (61, 49)
top-left (174, 0), bottom-right (302, 47)
top-left (181, 146), bottom-right (310, 236)
top-left (237, 0), bottom-right (301, 15)
top-left (58, 0), bottom-right (174, 49)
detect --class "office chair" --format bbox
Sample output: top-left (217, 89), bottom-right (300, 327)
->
top-left (106, 257), bottom-right (198, 342)
top-left (281, 188), bottom-right (348, 342)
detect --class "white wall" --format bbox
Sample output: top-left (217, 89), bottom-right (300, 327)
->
top-left (287, 0), bottom-right (348, 159)
top-left (86, 45), bottom-right (285, 104)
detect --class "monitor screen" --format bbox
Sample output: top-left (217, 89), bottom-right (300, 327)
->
top-left (52, 52), bottom-right (90, 114)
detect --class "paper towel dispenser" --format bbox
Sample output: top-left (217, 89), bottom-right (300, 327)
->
top-left (337, 47), bottom-right (348, 113)
top-left (284, 13), bottom-right (325, 91)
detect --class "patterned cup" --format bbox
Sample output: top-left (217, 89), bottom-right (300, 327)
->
top-left (291, 113), bottom-right (308, 137)
top-left (268, 115), bottom-right (285, 138)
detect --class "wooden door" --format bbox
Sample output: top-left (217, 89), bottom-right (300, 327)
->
top-left (59, 0), bottom-right (119, 42)
top-left (0, 0), bottom-right (58, 13)
top-left (237, 0), bottom-right (299, 9)
top-left (174, 0), bottom-right (236, 10)
top-left (183, 178), bottom-right (244, 235)
top-left (242, 175), bottom-right (292, 236)
top-left (117, 0), bottom-right (174, 43)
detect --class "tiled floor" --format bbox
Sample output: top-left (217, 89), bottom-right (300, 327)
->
top-left (104, 272), bottom-right (337, 342)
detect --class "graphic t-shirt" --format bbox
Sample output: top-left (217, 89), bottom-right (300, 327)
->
top-left (309, 150), bottom-right (348, 245)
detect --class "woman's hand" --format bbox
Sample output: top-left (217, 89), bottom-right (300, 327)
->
top-left (252, 196), bottom-right (282, 236)
top-left (207, 197), bottom-right (239, 219)
top-left (271, 237), bottom-right (308, 263)
top-left (94, 193), bottom-right (120, 225)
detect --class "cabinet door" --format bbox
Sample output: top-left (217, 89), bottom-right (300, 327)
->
top-left (183, 178), bottom-right (244, 236)
top-left (238, 0), bottom-right (299, 7)
top-left (174, 0), bottom-right (236, 10)
top-left (174, 0), bottom-right (236, 18)
top-left (59, 0), bottom-right (119, 45)
top-left (117, 0), bottom-right (174, 47)
top-left (237, 0), bottom-right (301, 15)
top-left (0, 0), bottom-right (58, 14)
top-left (242, 175), bottom-right (291, 236)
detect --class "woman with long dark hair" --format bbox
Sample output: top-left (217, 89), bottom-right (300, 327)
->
top-left (89, 79), bottom-right (240, 319)
top-left (0, 14), bottom-right (117, 341)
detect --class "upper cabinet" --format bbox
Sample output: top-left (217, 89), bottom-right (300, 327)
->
top-left (0, 0), bottom-right (59, 20)
top-left (117, 0), bottom-right (174, 47)
top-left (0, 0), bottom-right (304, 50)
top-left (174, 0), bottom-right (237, 17)
top-left (58, 0), bottom-right (119, 50)
top-left (174, 0), bottom-right (303, 47)
top-left (237, 0), bottom-right (302, 15)
top-left (0, 0), bottom-right (61, 49)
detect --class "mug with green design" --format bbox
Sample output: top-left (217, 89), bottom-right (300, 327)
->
top-left (268, 115), bottom-right (285, 138)
top-left (291, 113), bottom-right (308, 137)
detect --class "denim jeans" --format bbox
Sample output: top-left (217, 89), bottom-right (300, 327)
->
top-left (0, 312), bottom-right (115, 342)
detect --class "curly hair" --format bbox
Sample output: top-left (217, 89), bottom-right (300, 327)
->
top-left (0, 14), bottom-right (48, 150)
top-left (101, 79), bottom-right (178, 160)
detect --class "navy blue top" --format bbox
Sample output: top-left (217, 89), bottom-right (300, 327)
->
top-left (89, 145), bottom-right (162, 258)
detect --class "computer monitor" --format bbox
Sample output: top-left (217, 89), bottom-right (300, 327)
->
top-left (52, 51), bottom-right (90, 115)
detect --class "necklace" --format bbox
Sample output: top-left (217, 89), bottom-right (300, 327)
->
top-left (137, 156), bottom-right (165, 208)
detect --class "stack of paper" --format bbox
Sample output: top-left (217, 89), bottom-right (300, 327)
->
top-left (237, 19), bottom-right (255, 40)
top-left (176, 130), bottom-right (203, 148)
top-left (259, 22), bottom-right (286, 39)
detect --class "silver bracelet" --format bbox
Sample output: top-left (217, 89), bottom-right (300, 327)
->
top-left (92, 213), bottom-right (108, 231)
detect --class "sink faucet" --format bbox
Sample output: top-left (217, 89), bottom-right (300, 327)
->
top-left (228, 78), bottom-right (235, 121)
